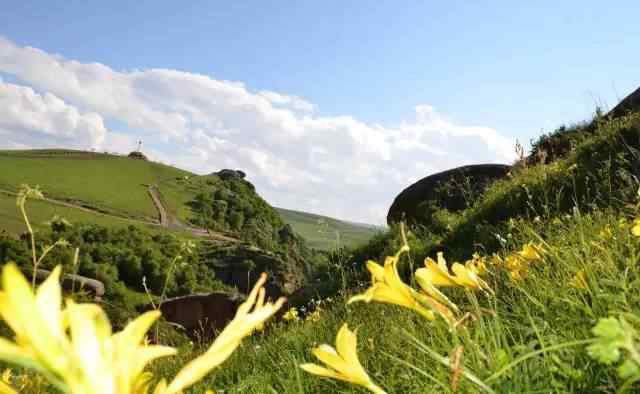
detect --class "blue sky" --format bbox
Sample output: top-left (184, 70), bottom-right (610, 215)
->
top-left (0, 1), bottom-right (639, 223)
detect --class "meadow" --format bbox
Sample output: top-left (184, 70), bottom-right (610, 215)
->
top-left (1, 112), bottom-right (640, 393)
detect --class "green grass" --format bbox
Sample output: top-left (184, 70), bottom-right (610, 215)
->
top-left (147, 197), bottom-right (640, 393)
top-left (0, 192), bottom-right (146, 233)
top-left (0, 150), bottom-right (374, 249)
top-left (276, 207), bottom-right (382, 250)
top-left (142, 113), bottom-right (640, 393)
top-left (0, 149), bottom-right (190, 220)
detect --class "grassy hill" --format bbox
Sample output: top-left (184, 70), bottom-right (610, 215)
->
top-left (276, 207), bottom-right (382, 250)
top-left (0, 149), bottom-right (376, 250)
top-left (146, 111), bottom-right (640, 393)
top-left (5, 112), bottom-right (640, 393)
top-left (0, 149), bottom-right (189, 220)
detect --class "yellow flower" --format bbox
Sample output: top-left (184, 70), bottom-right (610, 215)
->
top-left (416, 252), bottom-right (491, 294)
top-left (348, 248), bottom-right (436, 321)
top-left (632, 218), bottom-right (640, 237)
top-left (517, 242), bottom-right (543, 261)
top-left (569, 270), bottom-right (588, 290)
top-left (283, 307), bottom-right (299, 321)
top-left (305, 308), bottom-right (322, 323)
top-left (599, 226), bottom-right (613, 240)
top-left (162, 272), bottom-right (285, 394)
top-left (0, 264), bottom-right (284, 394)
top-left (300, 323), bottom-right (387, 394)
top-left (465, 253), bottom-right (488, 276)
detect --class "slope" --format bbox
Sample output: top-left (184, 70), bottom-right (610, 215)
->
top-left (276, 207), bottom-right (382, 250)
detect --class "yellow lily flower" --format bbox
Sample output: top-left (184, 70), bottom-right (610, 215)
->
top-left (348, 250), bottom-right (436, 321)
top-left (300, 323), bottom-right (387, 394)
top-left (416, 253), bottom-right (491, 296)
top-left (632, 218), bottom-right (640, 237)
top-left (465, 253), bottom-right (488, 276)
top-left (569, 270), bottom-right (588, 290)
top-left (283, 307), bottom-right (300, 321)
top-left (517, 242), bottom-right (543, 261)
top-left (162, 272), bottom-right (285, 394)
top-left (0, 264), bottom-right (284, 394)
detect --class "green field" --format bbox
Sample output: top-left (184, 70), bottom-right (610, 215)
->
top-left (0, 149), bottom-right (378, 249)
top-left (276, 207), bottom-right (382, 250)
top-left (0, 191), bottom-right (173, 235)
top-left (0, 149), bottom-right (189, 220)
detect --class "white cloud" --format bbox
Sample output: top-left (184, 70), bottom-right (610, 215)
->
top-left (0, 82), bottom-right (107, 149)
top-left (0, 37), bottom-right (516, 224)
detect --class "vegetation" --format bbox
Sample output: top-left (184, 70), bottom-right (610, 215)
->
top-left (2, 111), bottom-right (640, 393)
top-left (147, 111), bottom-right (640, 393)
top-left (0, 150), bottom-right (378, 251)
top-left (0, 150), bottom-right (189, 220)
top-left (277, 207), bottom-right (382, 250)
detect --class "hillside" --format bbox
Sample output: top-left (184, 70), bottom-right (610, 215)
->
top-left (276, 207), bottom-right (382, 250)
top-left (0, 149), bottom-right (376, 250)
top-left (4, 111), bottom-right (640, 393)
top-left (149, 110), bottom-right (640, 393)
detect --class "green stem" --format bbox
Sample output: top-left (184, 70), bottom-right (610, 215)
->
top-left (19, 199), bottom-right (38, 289)
top-left (485, 339), bottom-right (594, 382)
top-left (366, 382), bottom-right (388, 394)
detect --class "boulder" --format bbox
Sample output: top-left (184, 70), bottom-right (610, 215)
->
top-left (608, 86), bottom-right (640, 118)
top-left (387, 164), bottom-right (511, 225)
top-left (33, 268), bottom-right (105, 300)
top-left (151, 292), bottom-right (245, 337)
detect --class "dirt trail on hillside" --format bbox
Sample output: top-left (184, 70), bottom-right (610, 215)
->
top-left (147, 185), bottom-right (169, 226)
top-left (147, 185), bottom-right (240, 243)
top-left (0, 188), bottom-right (155, 227)
top-left (1, 187), bottom-right (241, 244)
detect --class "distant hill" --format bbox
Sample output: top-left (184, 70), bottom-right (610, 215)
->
top-left (276, 207), bottom-right (382, 250)
top-left (0, 149), bottom-right (378, 250)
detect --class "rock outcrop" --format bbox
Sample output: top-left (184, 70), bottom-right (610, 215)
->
top-left (151, 292), bottom-right (245, 337)
top-left (33, 268), bottom-right (105, 300)
top-left (608, 86), bottom-right (640, 118)
top-left (387, 164), bottom-right (511, 225)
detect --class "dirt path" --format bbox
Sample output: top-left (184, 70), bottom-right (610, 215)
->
top-left (147, 185), bottom-right (168, 226)
top-left (1, 187), bottom-right (241, 243)
top-left (147, 185), bottom-right (241, 243)
top-left (0, 188), bottom-right (157, 227)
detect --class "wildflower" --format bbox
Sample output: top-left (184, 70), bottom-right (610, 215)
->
top-left (416, 252), bottom-right (491, 294)
top-left (465, 253), bottom-right (487, 276)
top-left (599, 226), bottom-right (614, 240)
top-left (0, 264), bottom-right (284, 394)
top-left (619, 217), bottom-right (628, 228)
top-left (533, 216), bottom-right (541, 223)
top-left (300, 323), bottom-right (387, 394)
top-left (161, 272), bottom-right (285, 393)
top-left (305, 308), bottom-right (322, 323)
top-left (347, 247), bottom-right (437, 321)
top-left (632, 218), bottom-right (640, 237)
top-left (570, 270), bottom-right (588, 290)
top-left (517, 242), bottom-right (544, 261)
top-left (283, 307), bottom-right (299, 322)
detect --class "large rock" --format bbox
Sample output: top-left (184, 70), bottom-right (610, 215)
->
top-left (153, 292), bottom-right (244, 337)
top-left (32, 268), bottom-right (105, 300)
top-left (387, 164), bottom-right (511, 225)
top-left (608, 86), bottom-right (640, 118)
